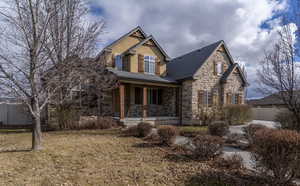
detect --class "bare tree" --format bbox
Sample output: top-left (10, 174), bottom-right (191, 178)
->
top-left (0, 0), bottom-right (115, 150)
top-left (45, 56), bottom-right (119, 129)
top-left (42, 0), bottom-right (108, 128)
top-left (0, 0), bottom-right (60, 150)
top-left (257, 24), bottom-right (300, 130)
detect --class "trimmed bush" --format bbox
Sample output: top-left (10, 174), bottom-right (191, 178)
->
top-left (196, 106), bottom-right (224, 125)
top-left (213, 154), bottom-right (244, 170)
top-left (136, 122), bottom-right (153, 137)
top-left (75, 116), bottom-right (119, 130)
top-left (96, 117), bottom-right (120, 129)
top-left (123, 126), bottom-right (139, 137)
top-left (179, 126), bottom-right (208, 137)
top-left (275, 111), bottom-right (300, 131)
top-left (223, 105), bottom-right (252, 125)
top-left (192, 135), bottom-right (224, 160)
top-left (208, 121), bottom-right (229, 137)
top-left (243, 124), bottom-right (266, 145)
top-left (157, 125), bottom-right (178, 146)
top-left (252, 128), bottom-right (300, 185)
top-left (243, 124), bottom-right (267, 146)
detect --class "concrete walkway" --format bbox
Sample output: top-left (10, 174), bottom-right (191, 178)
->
top-left (224, 120), bottom-right (280, 170)
top-left (229, 120), bottom-right (280, 135)
top-left (172, 120), bottom-right (299, 185)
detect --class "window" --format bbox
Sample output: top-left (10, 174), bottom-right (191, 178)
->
top-left (147, 88), bottom-right (162, 105)
top-left (217, 62), bottom-right (223, 75)
top-left (212, 89), bottom-right (219, 105)
top-left (232, 94), bottom-right (236, 104)
top-left (198, 90), bottom-right (212, 106)
top-left (226, 93), bottom-right (232, 105)
top-left (134, 87), bottom-right (143, 104)
top-left (226, 93), bottom-right (240, 104)
top-left (234, 93), bottom-right (242, 104)
top-left (116, 55), bottom-right (123, 70)
top-left (144, 56), bottom-right (156, 74)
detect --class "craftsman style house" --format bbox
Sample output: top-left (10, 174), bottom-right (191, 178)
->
top-left (97, 26), bottom-right (248, 125)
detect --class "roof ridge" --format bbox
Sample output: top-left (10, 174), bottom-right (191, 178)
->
top-left (172, 40), bottom-right (223, 61)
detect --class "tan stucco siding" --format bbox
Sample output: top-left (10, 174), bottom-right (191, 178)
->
top-left (104, 34), bottom-right (166, 76)
top-left (111, 36), bottom-right (142, 54)
top-left (131, 44), bottom-right (166, 75)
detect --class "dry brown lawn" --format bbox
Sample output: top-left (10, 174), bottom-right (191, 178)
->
top-left (0, 129), bottom-right (208, 186)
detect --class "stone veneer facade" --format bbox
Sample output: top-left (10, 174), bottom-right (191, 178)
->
top-left (126, 86), bottom-right (177, 117)
top-left (181, 48), bottom-right (245, 125)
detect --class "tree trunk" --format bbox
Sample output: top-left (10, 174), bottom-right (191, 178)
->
top-left (31, 98), bottom-right (42, 151)
top-left (293, 112), bottom-right (300, 131)
top-left (32, 114), bottom-right (42, 151)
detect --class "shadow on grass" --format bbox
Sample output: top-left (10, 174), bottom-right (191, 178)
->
top-left (132, 142), bottom-right (162, 148)
top-left (46, 128), bottom-right (122, 136)
top-left (0, 129), bottom-right (31, 134)
top-left (164, 153), bottom-right (195, 163)
top-left (0, 149), bottom-right (32, 153)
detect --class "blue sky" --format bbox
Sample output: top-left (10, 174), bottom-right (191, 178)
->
top-left (89, 0), bottom-right (296, 99)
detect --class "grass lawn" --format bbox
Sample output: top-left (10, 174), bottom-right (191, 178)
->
top-left (0, 129), bottom-right (209, 186)
top-left (178, 126), bottom-right (208, 137)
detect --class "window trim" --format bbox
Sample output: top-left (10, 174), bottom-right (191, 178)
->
top-left (144, 55), bottom-right (156, 74)
top-left (115, 54), bottom-right (123, 71)
top-left (216, 62), bottom-right (223, 75)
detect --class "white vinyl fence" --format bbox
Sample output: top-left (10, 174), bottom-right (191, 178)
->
top-left (251, 107), bottom-right (288, 121)
top-left (0, 103), bottom-right (32, 125)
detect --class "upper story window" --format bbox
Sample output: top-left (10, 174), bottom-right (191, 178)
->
top-left (216, 62), bottom-right (223, 75)
top-left (144, 56), bottom-right (156, 74)
top-left (115, 55), bottom-right (123, 70)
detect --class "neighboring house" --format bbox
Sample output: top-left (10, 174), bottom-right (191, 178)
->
top-left (248, 94), bottom-right (286, 107)
top-left (248, 93), bottom-right (290, 121)
top-left (97, 26), bottom-right (248, 125)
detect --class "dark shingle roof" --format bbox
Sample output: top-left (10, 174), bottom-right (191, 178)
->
top-left (108, 68), bottom-right (177, 84)
top-left (167, 40), bottom-right (223, 80)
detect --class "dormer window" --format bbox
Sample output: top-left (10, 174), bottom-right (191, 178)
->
top-left (144, 56), bottom-right (155, 74)
top-left (116, 55), bottom-right (123, 70)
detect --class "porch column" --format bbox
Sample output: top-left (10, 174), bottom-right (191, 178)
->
top-left (143, 87), bottom-right (147, 118)
top-left (120, 84), bottom-right (125, 119)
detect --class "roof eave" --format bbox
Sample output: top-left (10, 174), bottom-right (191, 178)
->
top-left (117, 76), bottom-right (178, 85)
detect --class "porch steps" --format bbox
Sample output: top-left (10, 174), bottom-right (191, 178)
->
top-left (119, 117), bottom-right (180, 126)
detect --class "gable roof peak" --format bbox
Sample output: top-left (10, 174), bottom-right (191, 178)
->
top-left (105, 26), bottom-right (147, 49)
top-left (123, 34), bottom-right (171, 61)
top-left (167, 40), bottom-right (224, 80)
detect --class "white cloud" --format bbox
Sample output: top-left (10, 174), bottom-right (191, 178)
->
top-left (91, 0), bottom-right (288, 98)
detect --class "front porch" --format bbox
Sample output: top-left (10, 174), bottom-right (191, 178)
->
top-left (112, 81), bottom-right (181, 125)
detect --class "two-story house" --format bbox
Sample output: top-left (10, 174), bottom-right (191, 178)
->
top-left (97, 26), bottom-right (248, 125)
